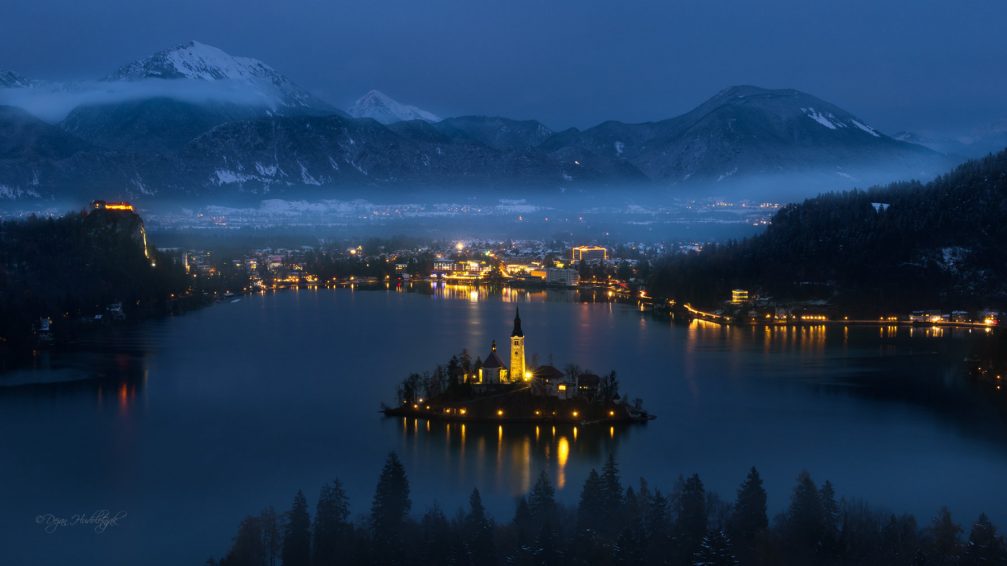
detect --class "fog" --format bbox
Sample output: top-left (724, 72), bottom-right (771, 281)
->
top-left (0, 79), bottom-right (280, 122)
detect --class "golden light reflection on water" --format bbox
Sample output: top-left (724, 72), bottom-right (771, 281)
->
top-left (395, 419), bottom-right (623, 497)
top-left (556, 435), bottom-right (570, 489)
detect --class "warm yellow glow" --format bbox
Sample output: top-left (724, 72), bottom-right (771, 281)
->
top-left (534, 409), bottom-right (541, 416)
top-left (412, 404), bottom-right (418, 409)
top-left (459, 408), bottom-right (467, 415)
top-left (497, 409), bottom-right (504, 417)
top-left (557, 437), bottom-right (569, 468)
top-left (608, 410), bottom-right (615, 417)
top-left (524, 371), bottom-right (532, 381)
top-left (557, 384), bottom-right (567, 391)
top-left (455, 241), bottom-right (465, 252)
top-left (571, 410), bottom-right (579, 418)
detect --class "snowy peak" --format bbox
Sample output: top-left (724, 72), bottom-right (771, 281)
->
top-left (0, 69), bottom-right (32, 88)
top-left (348, 90), bottom-right (439, 124)
top-left (104, 41), bottom-right (326, 110)
top-left (107, 40), bottom-right (275, 81)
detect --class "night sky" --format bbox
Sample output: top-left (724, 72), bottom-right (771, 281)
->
top-left (2, 0), bottom-right (1005, 132)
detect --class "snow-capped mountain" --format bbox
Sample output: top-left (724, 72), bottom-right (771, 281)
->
top-left (0, 81), bottom-right (955, 200)
top-left (542, 85), bottom-right (947, 183)
top-left (0, 70), bottom-right (32, 88)
top-left (348, 90), bottom-right (439, 124)
top-left (105, 40), bottom-right (330, 111)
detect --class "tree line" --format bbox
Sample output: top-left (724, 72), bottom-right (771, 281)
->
top-left (649, 149), bottom-right (1007, 315)
top-left (210, 453), bottom-right (1006, 566)
top-left (0, 210), bottom-right (191, 352)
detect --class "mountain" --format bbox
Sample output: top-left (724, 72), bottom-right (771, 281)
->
top-left (61, 98), bottom-right (263, 153)
top-left (650, 147), bottom-right (1007, 313)
top-left (348, 90), bottom-right (439, 124)
top-left (174, 114), bottom-right (572, 190)
top-left (0, 70), bottom-right (32, 88)
top-left (56, 41), bottom-right (338, 153)
top-left (543, 85), bottom-right (948, 183)
top-left (433, 116), bottom-right (553, 150)
top-left (106, 40), bottom-right (330, 111)
top-left (0, 80), bottom-right (958, 200)
top-left (896, 122), bottom-right (1007, 158)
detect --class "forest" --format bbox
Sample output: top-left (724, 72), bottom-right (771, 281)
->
top-left (0, 209), bottom-right (191, 351)
top-left (211, 453), bottom-right (1005, 566)
top-left (649, 149), bottom-right (1007, 315)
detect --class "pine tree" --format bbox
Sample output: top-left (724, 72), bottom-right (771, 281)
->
top-left (693, 529), bottom-right (739, 566)
top-left (784, 470), bottom-right (825, 558)
top-left (370, 452), bottom-right (412, 563)
top-left (312, 480), bottom-right (351, 566)
top-left (419, 504), bottom-right (452, 565)
top-left (963, 513), bottom-right (1006, 566)
top-left (602, 454), bottom-right (624, 511)
top-left (880, 514), bottom-right (920, 565)
top-left (536, 521), bottom-right (562, 566)
top-left (673, 474), bottom-right (707, 562)
top-left (929, 506), bottom-right (963, 566)
top-left (645, 490), bottom-right (670, 541)
top-left (577, 469), bottom-right (606, 533)
top-left (614, 526), bottom-right (645, 566)
top-left (280, 491), bottom-right (311, 566)
top-left (819, 480), bottom-right (840, 556)
top-left (728, 466), bottom-right (768, 556)
top-left (514, 496), bottom-right (533, 544)
top-left (465, 489), bottom-right (497, 565)
top-left (259, 507), bottom-right (281, 566)
top-left (221, 515), bottom-right (266, 566)
top-left (528, 470), bottom-right (558, 525)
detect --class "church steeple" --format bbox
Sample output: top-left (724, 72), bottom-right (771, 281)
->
top-left (510, 307), bottom-right (526, 381)
top-left (511, 306), bottom-right (524, 337)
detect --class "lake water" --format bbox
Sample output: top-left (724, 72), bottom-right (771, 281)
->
top-left (2, 286), bottom-right (1006, 565)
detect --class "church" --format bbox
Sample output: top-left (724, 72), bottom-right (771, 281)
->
top-left (474, 308), bottom-right (529, 385)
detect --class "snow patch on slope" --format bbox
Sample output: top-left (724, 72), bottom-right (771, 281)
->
top-left (348, 90), bottom-right (439, 124)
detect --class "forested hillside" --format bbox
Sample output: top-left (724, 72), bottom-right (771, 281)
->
top-left (650, 149), bottom-right (1007, 313)
top-left (0, 209), bottom-right (187, 350)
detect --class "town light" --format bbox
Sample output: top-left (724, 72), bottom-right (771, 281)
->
top-left (455, 242), bottom-right (465, 252)
top-left (497, 409), bottom-right (504, 417)
top-left (459, 408), bottom-right (467, 415)
top-left (572, 410), bottom-right (579, 418)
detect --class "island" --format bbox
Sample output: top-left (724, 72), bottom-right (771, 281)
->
top-left (382, 308), bottom-right (655, 424)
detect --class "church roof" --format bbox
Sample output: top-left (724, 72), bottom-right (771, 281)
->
top-left (483, 342), bottom-right (505, 369)
top-left (511, 307), bottom-right (524, 337)
top-left (533, 365), bottom-right (564, 380)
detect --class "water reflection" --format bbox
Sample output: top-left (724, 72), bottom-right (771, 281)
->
top-left (0, 338), bottom-right (149, 418)
top-left (395, 417), bottom-right (628, 495)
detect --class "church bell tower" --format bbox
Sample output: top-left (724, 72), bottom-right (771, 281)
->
top-left (510, 307), bottom-right (527, 381)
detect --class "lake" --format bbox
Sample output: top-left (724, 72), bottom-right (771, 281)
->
top-left (2, 286), bottom-right (1006, 565)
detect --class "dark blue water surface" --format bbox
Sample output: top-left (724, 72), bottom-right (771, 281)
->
top-left (2, 286), bottom-right (1006, 565)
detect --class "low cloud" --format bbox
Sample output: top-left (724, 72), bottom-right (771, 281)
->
top-left (0, 78), bottom-right (279, 122)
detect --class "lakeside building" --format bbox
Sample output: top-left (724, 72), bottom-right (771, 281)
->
top-left (731, 289), bottom-right (750, 304)
top-left (572, 245), bottom-right (608, 262)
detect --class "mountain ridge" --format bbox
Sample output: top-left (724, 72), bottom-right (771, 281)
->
top-left (0, 45), bottom-right (964, 201)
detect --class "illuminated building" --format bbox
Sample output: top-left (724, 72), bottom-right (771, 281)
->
top-left (510, 308), bottom-right (527, 381)
top-left (545, 268), bottom-right (579, 287)
top-left (477, 341), bottom-right (507, 384)
top-left (571, 245), bottom-right (607, 261)
top-left (90, 200), bottom-right (135, 212)
top-left (472, 308), bottom-right (531, 386)
top-left (731, 289), bottom-right (750, 304)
